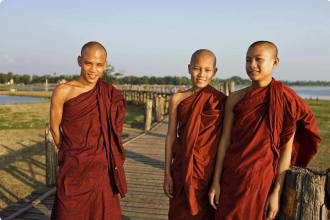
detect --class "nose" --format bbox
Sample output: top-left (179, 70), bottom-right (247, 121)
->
top-left (90, 65), bottom-right (97, 72)
top-left (248, 59), bottom-right (257, 69)
top-left (198, 68), bottom-right (206, 76)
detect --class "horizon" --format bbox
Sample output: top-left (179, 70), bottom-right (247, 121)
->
top-left (0, 0), bottom-right (329, 81)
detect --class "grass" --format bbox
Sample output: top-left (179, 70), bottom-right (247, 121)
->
top-left (0, 101), bottom-right (145, 130)
top-left (0, 98), bottom-right (328, 211)
top-left (305, 99), bottom-right (330, 171)
top-left (0, 100), bottom-right (146, 210)
top-left (0, 91), bottom-right (53, 98)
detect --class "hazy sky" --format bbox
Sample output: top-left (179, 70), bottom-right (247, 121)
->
top-left (0, 0), bottom-right (329, 80)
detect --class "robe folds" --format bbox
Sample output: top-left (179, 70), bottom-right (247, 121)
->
top-left (215, 78), bottom-right (321, 220)
top-left (169, 85), bottom-right (227, 220)
top-left (51, 79), bottom-right (127, 220)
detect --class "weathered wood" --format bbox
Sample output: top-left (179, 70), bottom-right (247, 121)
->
top-left (224, 80), bottom-right (229, 96)
top-left (326, 169), bottom-right (330, 211)
top-left (45, 123), bottom-right (58, 186)
top-left (279, 167), bottom-right (328, 220)
top-left (164, 94), bottom-right (170, 114)
top-left (219, 84), bottom-right (224, 93)
top-left (45, 79), bottom-right (48, 92)
top-left (229, 80), bottom-right (235, 94)
top-left (155, 95), bottom-right (165, 121)
top-left (144, 99), bottom-right (153, 131)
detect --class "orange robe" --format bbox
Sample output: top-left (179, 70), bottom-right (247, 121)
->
top-left (169, 85), bottom-right (227, 220)
top-left (51, 80), bottom-right (126, 220)
top-left (215, 78), bottom-right (321, 220)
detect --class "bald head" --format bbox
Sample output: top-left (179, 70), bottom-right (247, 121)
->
top-left (190, 49), bottom-right (216, 67)
top-left (248, 41), bottom-right (278, 58)
top-left (81, 41), bottom-right (107, 58)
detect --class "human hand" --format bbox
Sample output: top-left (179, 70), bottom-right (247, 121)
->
top-left (163, 173), bottom-right (174, 199)
top-left (264, 190), bottom-right (280, 220)
top-left (208, 182), bottom-right (221, 209)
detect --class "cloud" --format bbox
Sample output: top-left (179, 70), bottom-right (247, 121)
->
top-left (0, 0), bottom-right (4, 4)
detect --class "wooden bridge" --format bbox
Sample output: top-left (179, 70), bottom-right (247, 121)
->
top-left (0, 120), bottom-right (169, 220)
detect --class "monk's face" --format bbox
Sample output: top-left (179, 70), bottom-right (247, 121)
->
top-left (188, 54), bottom-right (217, 90)
top-left (78, 47), bottom-right (107, 85)
top-left (246, 45), bottom-right (279, 84)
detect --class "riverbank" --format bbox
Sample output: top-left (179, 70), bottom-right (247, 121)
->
top-left (0, 99), bottom-right (329, 210)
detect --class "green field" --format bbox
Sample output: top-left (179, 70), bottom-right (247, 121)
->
top-left (305, 100), bottom-right (330, 171)
top-left (0, 101), bottom-right (145, 130)
top-left (0, 101), bottom-right (146, 209)
top-left (0, 99), bottom-right (329, 210)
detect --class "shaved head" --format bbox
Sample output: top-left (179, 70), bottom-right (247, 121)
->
top-left (248, 41), bottom-right (278, 58)
top-left (81, 41), bottom-right (107, 58)
top-left (190, 49), bottom-right (216, 67)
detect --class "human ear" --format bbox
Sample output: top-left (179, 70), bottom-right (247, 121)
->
top-left (213, 67), bottom-right (218, 76)
top-left (78, 56), bottom-right (82, 67)
top-left (188, 64), bottom-right (192, 75)
top-left (274, 57), bottom-right (279, 67)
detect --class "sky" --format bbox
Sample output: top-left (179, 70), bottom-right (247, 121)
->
top-left (0, 0), bottom-right (329, 81)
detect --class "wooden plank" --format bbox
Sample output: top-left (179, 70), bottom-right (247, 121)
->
top-left (5, 118), bottom-right (169, 219)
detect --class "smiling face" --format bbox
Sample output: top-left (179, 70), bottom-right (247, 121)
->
top-left (78, 46), bottom-right (107, 85)
top-left (188, 53), bottom-right (217, 91)
top-left (246, 45), bottom-right (279, 87)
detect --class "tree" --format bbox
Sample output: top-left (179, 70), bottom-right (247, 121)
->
top-left (103, 64), bottom-right (116, 83)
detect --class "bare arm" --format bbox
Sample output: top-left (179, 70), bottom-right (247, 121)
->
top-left (50, 85), bottom-right (68, 149)
top-left (265, 131), bottom-right (295, 219)
top-left (209, 93), bottom-right (237, 209)
top-left (163, 94), bottom-right (180, 198)
top-left (212, 96), bottom-right (235, 183)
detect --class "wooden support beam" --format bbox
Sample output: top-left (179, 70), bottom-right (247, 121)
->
top-left (45, 123), bottom-right (58, 186)
top-left (144, 99), bottom-right (153, 131)
top-left (279, 166), bottom-right (328, 220)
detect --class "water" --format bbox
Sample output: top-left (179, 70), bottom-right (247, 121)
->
top-left (0, 95), bottom-right (46, 104)
top-left (290, 87), bottom-right (330, 100)
top-left (235, 86), bottom-right (330, 100)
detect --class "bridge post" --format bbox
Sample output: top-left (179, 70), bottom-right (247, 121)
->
top-left (229, 80), bottom-right (235, 94)
top-left (224, 80), bottom-right (229, 96)
top-left (155, 95), bottom-right (165, 121)
top-left (45, 123), bottom-right (58, 186)
top-left (144, 99), bottom-right (153, 131)
top-left (279, 167), bottom-right (328, 220)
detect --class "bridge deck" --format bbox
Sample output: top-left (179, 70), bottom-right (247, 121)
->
top-left (0, 120), bottom-right (169, 220)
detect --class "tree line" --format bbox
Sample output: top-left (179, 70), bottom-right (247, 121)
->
top-left (0, 71), bottom-right (329, 86)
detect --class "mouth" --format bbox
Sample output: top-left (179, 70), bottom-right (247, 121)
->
top-left (196, 79), bottom-right (206, 83)
top-left (88, 74), bottom-right (98, 80)
top-left (248, 70), bottom-right (259, 74)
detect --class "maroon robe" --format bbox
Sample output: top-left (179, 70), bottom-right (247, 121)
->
top-left (169, 85), bottom-right (227, 220)
top-left (215, 78), bottom-right (321, 220)
top-left (51, 80), bottom-right (126, 220)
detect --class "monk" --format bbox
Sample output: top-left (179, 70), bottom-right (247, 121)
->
top-left (209, 41), bottom-right (321, 220)
top-left (50, 41), bottom-right (126, 220)
top-left (163, 49), bottom-right (227, 220)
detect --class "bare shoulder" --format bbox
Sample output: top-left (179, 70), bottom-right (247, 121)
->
top-left (226, 87), bottom-right (250, 110)
top-left (52, 81), bottom-right (76, 103)
top-left (170, 90), bottom-right (193, 108)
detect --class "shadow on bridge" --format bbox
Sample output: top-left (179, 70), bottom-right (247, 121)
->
top-left (0, 136), bottom-right (47, 216)
top-left (125, 150), bottom-right (165, 170)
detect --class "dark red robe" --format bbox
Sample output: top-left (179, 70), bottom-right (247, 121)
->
top-left (169, 85), bottom-right (227, 220)
top-left (51, 80), bottom-right (126, 220)
top-left (215, 78), bottom-right (321, 220)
